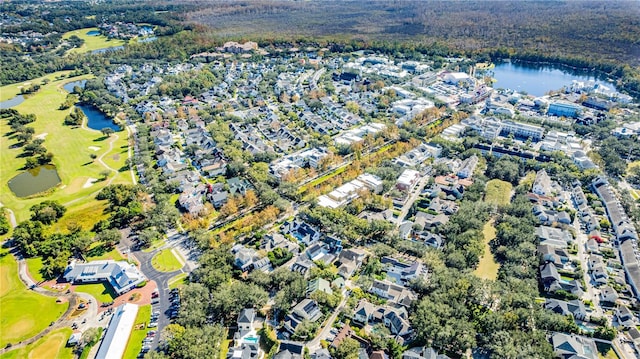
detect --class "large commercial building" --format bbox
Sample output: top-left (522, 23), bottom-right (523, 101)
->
top-left (64, 260), bottom-right (146, 295)
top-left (95, 303), bottom-right (139, 359)
top-left (548, 102), bottom-right (582, 118)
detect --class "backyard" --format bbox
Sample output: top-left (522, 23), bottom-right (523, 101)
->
top-left (0, 250), bottom-right (69, 348)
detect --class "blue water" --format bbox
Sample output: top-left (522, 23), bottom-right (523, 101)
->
top-left (0, 95), bottom-right (24, 109)
top-left (578, 323), bottom-right (595, 333)
top-left (91, 45), bottom-right (124, 54)
top-left (87, 30), bottom-right (101, 36)
top-left (63, 80), bottom-right (87, 93)
top-left (77, 104), bottom-right (121, 131)
top-left (243, 336), bottom-right (259, 343)
top-left (491, 62), bottom-right (617, 97)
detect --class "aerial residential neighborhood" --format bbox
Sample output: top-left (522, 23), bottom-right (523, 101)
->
top-left (0, 1), bottom-right (639, 359)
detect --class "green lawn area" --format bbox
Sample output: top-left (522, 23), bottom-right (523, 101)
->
top-left (0, 250), bottom-right (69, 348)
top-left (63, 27), bottom-right (126, 54)
top-left (0, 72), bottom-right (132, 223)
top-left (0, 327), bottom-right (73, 359)
top-left (25, 256), bottom-right (46, 283)
top-left (151, 249), bottom-right (183, 272)
top-left (0, 71), bottom-right (83, 102)
top-left (484, 179), bottom-right (513, 206)
top-left (596, 342), bottom-right (619, 359)
top-left (73, 282), bottom-right (117, 304)
top-left (473, 220), bottom-right (500, 281)
top-left (122, 304), bottom-right (151, 359)
top-left (220, 338), bottom-right (232, 359)
top-left (85, 241), bottom-right (125, 261)
top-left (168, 273), bottom-right (188, 289)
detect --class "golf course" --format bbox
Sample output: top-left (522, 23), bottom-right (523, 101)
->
top-left (62, 27), bottom-right (126, 54)
top-left (0, 71), bottom-right (133, 225)
top-left (0, 249), bottom-right (69, 349)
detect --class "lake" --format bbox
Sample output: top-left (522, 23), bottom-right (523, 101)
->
top-left (77, 104), bottom-right (121, 131)
top-left (8, 165), bottom-right (61, 197)
top-left (0, 95), bottom-right (24, 109)
top-left (63, 80), bottom-right (87, 93)
top-left (87, 30), bottom-right (101, 36)
top-left (490, 61), bottom-right (617, 97)
top-left (91, 46), bottom-right (124, 54)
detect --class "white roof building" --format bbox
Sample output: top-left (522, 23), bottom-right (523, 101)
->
top-left (63, 260), bottom-right (146, 295)
top-left (95, 303), bottom-right (139, 359)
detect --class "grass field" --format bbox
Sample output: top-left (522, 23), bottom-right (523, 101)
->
top-left (63, 27), bottom-right (126, 54)
top-left (473, 220), bottom-right (500, 281)
top-left (168, 273), bottom-right (188, 289)
top-left (0, 327), bottom-right (73, 359)
top-left (25, 257), bottom-right (46, 283)
top-left (73, 282), bottom-right (117, 304)
top-left (85, 241), bottom-right (126, 262)
top-left (0, 72), bottom-right (132, 224)
top-left (0, 250), bottom-right (69, 348)
top-left (484, 179), bottom-right (513, 206)
top-left (596, 342), bottom-right (619, 359)
top-left (151, 249), bottom-right (183, 272)
top-left (122, 304), bottom-right (151, 359)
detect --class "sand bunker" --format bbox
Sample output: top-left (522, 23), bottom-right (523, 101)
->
top-left (82, 178), bottom-right (97, 188)
top-left (35, 133), bottom-right (48, 139)
top-left (88, 146), bottom-right (100, 151)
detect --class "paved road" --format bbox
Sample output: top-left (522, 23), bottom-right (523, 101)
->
top-left (395, 172), bottom-right (431, 225)
top-left (0, 202), bottom-right (17, 228)
top-left (306, 289), bottom-right (350, 351)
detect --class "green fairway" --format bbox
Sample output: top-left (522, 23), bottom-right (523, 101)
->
top-left (73, 282), bottom-right (117, 304)
top-left (484, 179), bottom-right (513, 206)
top-left (122, 304), bottom-right (151, 359)
top-left (473, 220), bottom-right (500, 280)
top-left (63, 27), bottom-right (126, 54)
top-left (0, 327), bottom-right (73, 359)
top-left (151, 249), bottom-right (183, 272)
top-left (0, 73), bottom-right (132, 223)
top-left (0, 250), bottom-right (69, 348)
top-left (0, 71), bottom-right (81, 102)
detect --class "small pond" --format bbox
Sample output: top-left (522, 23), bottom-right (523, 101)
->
top-left (86, 30), bottom-right (101, 36)
top-left (8, 165), bottom-right (61, 197)
top-left (63, 80), bottom-right (87, 93)
top-left (0, 95), bottom-right (25, 109)
top-left (77, 104), bottom-right (121, 131)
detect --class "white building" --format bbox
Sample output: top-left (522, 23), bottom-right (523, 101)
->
top-left (95, 303), bottom-right (139, 359)
top-left (396, 169), bottom-right (421, 192)
top-left (63, 260), bottom-right (146, 295)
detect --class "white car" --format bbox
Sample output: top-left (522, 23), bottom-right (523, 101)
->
top-left (148, 322), bottom-right (158, 328)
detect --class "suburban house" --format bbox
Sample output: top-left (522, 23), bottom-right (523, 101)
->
top-left (336, 248), bottom-right (366, 278)
top-left (538, 244), bottom-right (570, 268)
top-left (281, 219), bottom-right (321, 246)
top-left (231, 244), bottom-right (260, 272)
top-left (550, 332), bottom-right (597, 359)
top-left (532, 169), bottom-right (552, 196)
top-left (63, 260), bottom-right (146, 296)
top-left (370, 279), bottom-right (416, 307)
top-left (283, 299), bottom-right (323, 334)
top-left (539, 262), bottom-right (583, 297)
top-left (380, 256), bottom-right (428, 285)
top-left (543, 299), bottom-right (587, 321)
top-left (402, 347), bottom-right (451, 359)
top-left (352, 300), bottom-right (413, 343)
top-left (228, 309), bottom-right (261, 359)
top-left (599, 286), bottom-right (619, 304)
top-left (456, 155), bottom-right (478, 179)
top-left (615, 305), bottom-right (636, 328)
top-left (307, 278), bottom-right (333, 296)
top-left (274, 341), bottom-right (305, 359)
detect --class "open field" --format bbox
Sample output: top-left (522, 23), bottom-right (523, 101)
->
top-left (484, 179), bottom-right (513, 207)
top-left (0, 73), bottom-right (132, 223)
top-left (0, 250), bottom-right (69, 348)
top-left (474, 220), bottom-right (500, 281)
top-left (122, 304), bottom-right (151, 359)
top-left (73, 282), bottom-right (117, 304)
top-left (151, 249), bottom-right (183, 272)
top-left (63, 27), bottom-right (126, 54)
top-left (0, 327), bottom-right (73, 359)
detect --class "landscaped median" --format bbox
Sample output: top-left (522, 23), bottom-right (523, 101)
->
top-left (151, 249), bottom-right (183, 272)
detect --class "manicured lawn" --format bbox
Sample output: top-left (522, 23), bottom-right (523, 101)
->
top-left (85, 241), bottom-right (125, 262)
top-left (0, 250), bottom-right (69, 348)
top-left (168, 273), bottom-right (188, 289)
top-left (0, 71), bottom-right (79, 102)
top-left (484, 179), bottom-right (513, 206)
top-left (25, 256), bottom-right (46, 283)
top-left (73, 282), bottom-right (117, 304)
top-left (122, 304), bottom-right (151, 359)
top-left (473, 220), bottom-right (500, 281)
top-left (0, 72), bottom-right (132, 223)
top-left (0, 327), bottom-right (73, 359)
top-left (63, 27), bottom-right (126, 54)
top-left (151, 249), bottom-right (183, 272)
top-left (596, 342), bottom-right (619, 359)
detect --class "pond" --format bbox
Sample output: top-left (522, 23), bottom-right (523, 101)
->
top-left (490, 61), bottom-right (618, 97)
top-left (63, 80), bottom-right (87, 93)
top-left (8, 165), bottom-right (61, 197)
top-left (91, 46), bottom-right (124, 55)
top-left (0, 95), bottom-right (24, 109)
top-left (77, 104), bottom-right (121, 131)
top-left (86, 30), bottom-right (101, 36)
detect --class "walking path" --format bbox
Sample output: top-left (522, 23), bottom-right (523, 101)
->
top-left (0, 202), bottom-right (17, 228)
